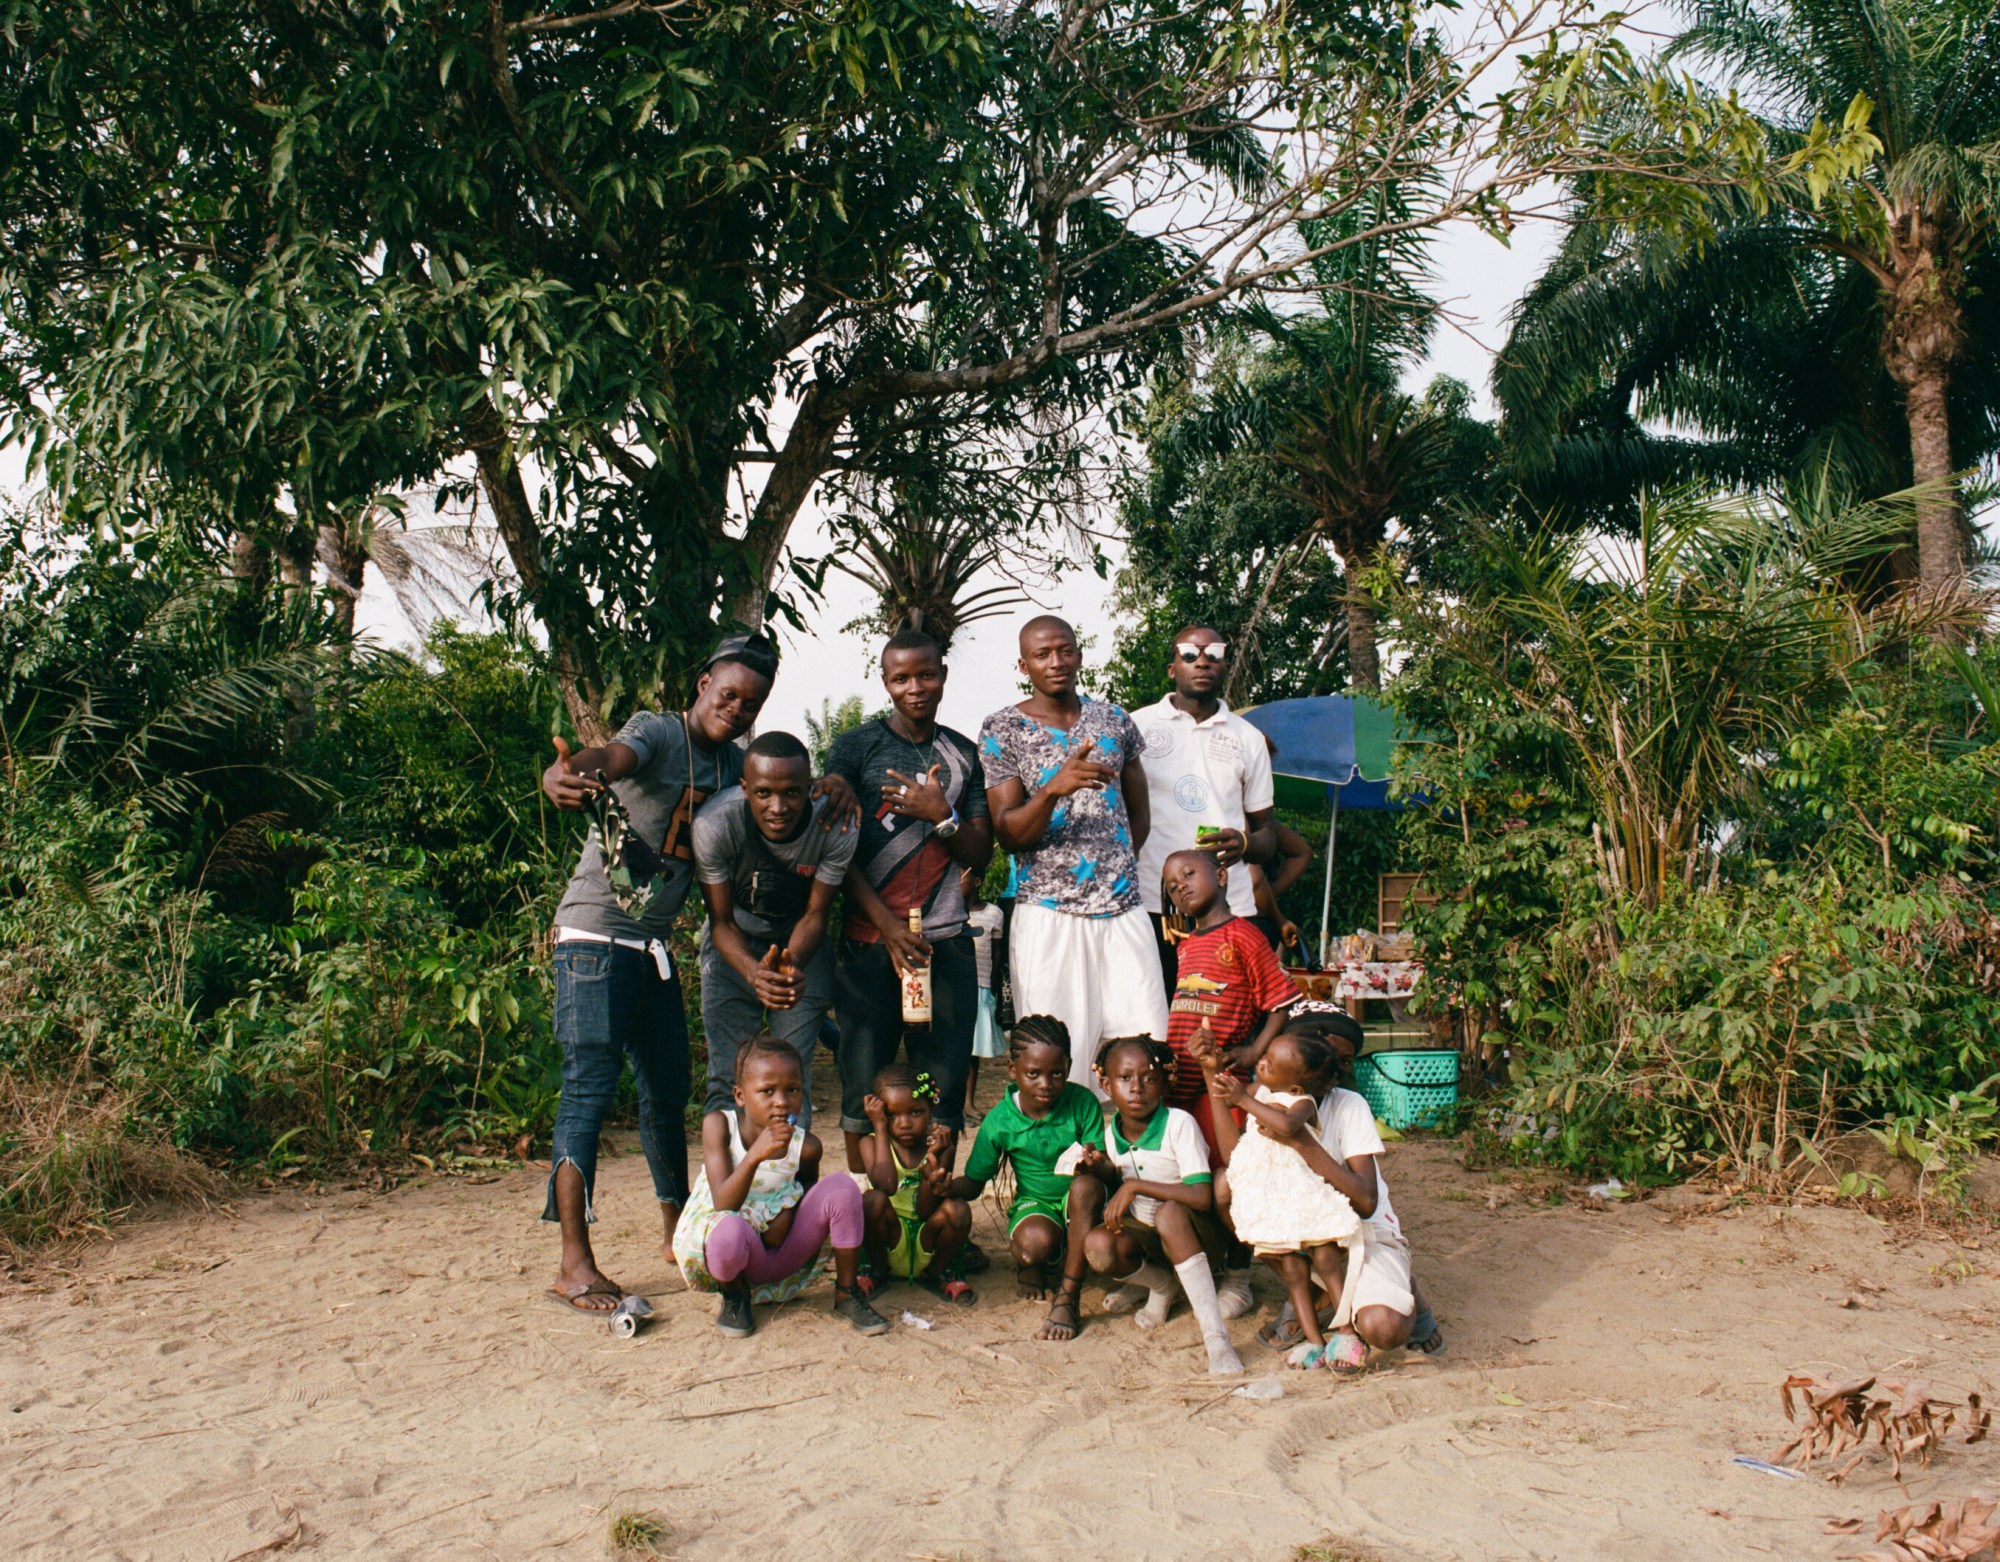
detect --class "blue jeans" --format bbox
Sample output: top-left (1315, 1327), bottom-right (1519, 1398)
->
top-left (542, 941), bottom-right (691, 1224)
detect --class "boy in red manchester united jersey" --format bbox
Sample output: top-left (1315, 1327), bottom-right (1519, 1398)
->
top-left (1161, 849), bottom-right (1299, 1162)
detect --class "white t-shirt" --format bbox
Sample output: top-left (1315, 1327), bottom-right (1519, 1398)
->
top-left (1132, 696), bottom-right (1276, 917)
top-left (1101, 1104), bottom-right (1212, 1226)
top-left (1316, 1087), bottom-right (1400, 1240)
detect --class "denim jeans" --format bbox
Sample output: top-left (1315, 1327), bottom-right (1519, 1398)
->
top-left (542, 941), bottom-right (691, 1224)
top-left (698, 923), bottom-right (831, 1123)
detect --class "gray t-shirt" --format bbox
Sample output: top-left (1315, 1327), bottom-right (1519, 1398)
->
top-left (692, 787), bottom-right (857, 938)
top-left (552, 710), bottom-right (743, 940)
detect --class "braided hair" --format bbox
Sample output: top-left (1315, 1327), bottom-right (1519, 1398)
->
top-left (1008, 1014), bottom-right (1072, 1062)
top-left (732, 1033), bottom-right (802, 1084)
top-left (1094, 1034), bottom-right (1174, 1079)
top-left (871, 1061), bottom-right (937, 1102)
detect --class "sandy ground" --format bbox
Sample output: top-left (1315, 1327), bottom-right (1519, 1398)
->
top-left (6, 1116), bottom-right (1999, 1562)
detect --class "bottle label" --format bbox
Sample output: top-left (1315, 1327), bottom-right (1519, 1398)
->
top-left (901, 966), bottom-right (932, 1024)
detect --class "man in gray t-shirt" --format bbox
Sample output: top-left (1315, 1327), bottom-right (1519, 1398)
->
top-left (693, 731), bottom-right (857, 1120)
top-left (552, 708), bottom-right (742, 940)
top-left (537, 632), bottom-right (777, 1314)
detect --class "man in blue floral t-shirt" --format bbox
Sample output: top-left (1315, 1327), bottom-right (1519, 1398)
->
top-left (979, 616), bottom-right (1170, 1091)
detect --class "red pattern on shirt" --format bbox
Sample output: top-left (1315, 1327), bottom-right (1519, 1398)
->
top-left (1165, 917), bottom-right (1298, 1109)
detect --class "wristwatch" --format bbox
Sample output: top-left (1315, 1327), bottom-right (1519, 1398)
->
top-left (934, 808), bottom-right (961, 840)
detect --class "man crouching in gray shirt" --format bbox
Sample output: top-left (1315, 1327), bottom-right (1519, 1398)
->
top-left (693, 731), bottom-right (857, 1122)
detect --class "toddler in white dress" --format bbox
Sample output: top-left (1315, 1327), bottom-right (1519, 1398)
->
top-left (1203, 1030), bottom-right (1364, 1369)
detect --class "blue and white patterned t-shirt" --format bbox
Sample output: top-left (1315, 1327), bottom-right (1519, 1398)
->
top-left (977, 698), bottom-right (1146, 918)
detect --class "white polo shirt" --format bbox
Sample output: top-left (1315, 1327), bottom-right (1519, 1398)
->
top-left (1133, 695), bottom-right (1276, 917)
top-left (1101, 1105), bottom-right (1212, 1225)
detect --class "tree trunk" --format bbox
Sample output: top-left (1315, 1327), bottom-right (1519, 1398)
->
top-left (1343, 555), bottom-right (1381, 692)
top-left (317, 519), bottom-right (368, 640)
top-left (1880, 214), bottom-right (1967, 591)
top-left (468, 405), bottom-right (610, 744)
top-left (1903, 368), bottom-right (1961, 588)
top-left (730, 385), bottom-right (844, 630)
top-left (229, 531), bottom-right (271, 588)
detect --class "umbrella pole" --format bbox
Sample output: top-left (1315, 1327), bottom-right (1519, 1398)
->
top-left (1318, 787), bottom-right (1341, 966)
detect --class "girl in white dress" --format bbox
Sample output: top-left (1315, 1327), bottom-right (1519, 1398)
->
top-left (1204, 1029), bottom-right (1362, 1369)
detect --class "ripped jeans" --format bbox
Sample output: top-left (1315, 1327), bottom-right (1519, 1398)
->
top-left (542, 940), bottom-right (691, 1224)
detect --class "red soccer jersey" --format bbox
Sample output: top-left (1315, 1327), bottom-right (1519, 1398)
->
top-left (1165, 916), bottom-right (1299, 1110)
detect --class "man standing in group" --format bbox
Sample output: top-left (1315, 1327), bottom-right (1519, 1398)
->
top-left (980, 616), bottom-right (1167, 1089)
top-left (1133, 625), bottom-right (1277, 992)
top-left (539, 632), bottom-right (780, 1312)
top-left (826, 629), bottom-right (994, 1172)
top-left (693, 732), bottom-right (857, 1119)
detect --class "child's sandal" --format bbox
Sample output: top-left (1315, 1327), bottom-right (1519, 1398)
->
top-left (918, 1273), bottom-right (978, 1308)
top-left (1322, 1331), bottom-right (1369, 1375)
top-left (1285, 1341), bottom-right (1327, 1370)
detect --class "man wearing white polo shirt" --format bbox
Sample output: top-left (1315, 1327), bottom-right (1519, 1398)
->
top-left (1133, 625), bottom-right (1278, 993)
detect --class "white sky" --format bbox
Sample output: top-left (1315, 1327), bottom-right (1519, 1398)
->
top-left (754, 214), bottom-right (1560, 739)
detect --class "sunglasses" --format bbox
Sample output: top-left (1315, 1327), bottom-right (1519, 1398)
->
top-left (1174, 642), bottom-right (1228, 664)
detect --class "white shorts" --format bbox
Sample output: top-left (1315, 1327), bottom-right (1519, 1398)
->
top-left (1329, 1223), bottom-right (1416, 1327)
top-left (1008, 903), bottom-right (1170, 1096)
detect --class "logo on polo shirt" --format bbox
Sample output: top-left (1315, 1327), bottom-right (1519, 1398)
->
top-left (1143, 724), bottom-right (1176, 757)
top-left (1173, 774), bottom-right (1211, 811)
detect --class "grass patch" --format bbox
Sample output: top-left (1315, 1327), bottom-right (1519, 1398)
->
top-left (608, 1510), bottom-right (669, 1559)
top-left (1294, 1540), bottom-right (1388, 1562)
top-left (0, 1063), bottom-right (220, 1256)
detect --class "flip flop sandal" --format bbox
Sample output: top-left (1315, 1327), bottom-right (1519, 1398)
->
top-left (547, 1280), bottom-right (623, 1313)
top-left (1259, 1307), bottom-right (1305, 1349)
top-left (918, 1274), bottom-right (978, 1307)
top-left (1285, 1341), bottom-right (1328, 1370)
top-left (1322, 1332), bottom-right (1369, 1375)
top-left (1408, 1306), bottom-right (1446, 1354)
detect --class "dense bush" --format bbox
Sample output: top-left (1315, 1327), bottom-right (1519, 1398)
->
top-left (1390, 491), bottom-right (2000, 1192)
top-left (0, 529), bottom-right (582, 1246)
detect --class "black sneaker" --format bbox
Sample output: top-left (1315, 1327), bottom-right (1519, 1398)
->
top-left (833, 1285), bottom-right (890, 1336)
top-left (716, 1290), bottom-right (755, 1338)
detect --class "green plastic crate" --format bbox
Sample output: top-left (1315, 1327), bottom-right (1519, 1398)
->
top-left (1353, 1048), bottom-right (1459, 1130)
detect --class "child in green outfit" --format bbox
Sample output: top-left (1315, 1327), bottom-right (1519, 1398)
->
top-left (856, 1062), bottom-right (977, 1306)
top-left (948, 1015), bottom-right (1105, 1342)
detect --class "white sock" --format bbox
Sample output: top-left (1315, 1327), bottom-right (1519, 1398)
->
top-left (1123, 1261), bottom-right (1174, 1329)
top-left (1176, 1255), bottom-right (1243, 1374)
top-left (1217, 1265), bottom-right (1255, 1320)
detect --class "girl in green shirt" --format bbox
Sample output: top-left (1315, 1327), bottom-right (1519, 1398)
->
top-left (948, 1016), bottom-right (1106, 1341)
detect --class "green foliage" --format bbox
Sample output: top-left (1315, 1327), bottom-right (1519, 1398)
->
top-left (219, 845), bottom-right (555, 1162)
top-left (1392, 488), bottom-right (2000, 1189)
top-left (803, 695), bottom-right (871, 774)
top-left (1503, 0), bottom-right (2000, 573)
top-left (0, 521), bottom-right (578, 1238)
top-left (330, 624), bottom-right (567, 928)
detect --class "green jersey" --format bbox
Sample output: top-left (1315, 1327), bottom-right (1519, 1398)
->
top-left (963, 1083), bottom-right (1103, 1209)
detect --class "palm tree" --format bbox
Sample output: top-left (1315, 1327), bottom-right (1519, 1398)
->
top-left (1508, 0), bottom-right (2000, 588)
top-left (828, 478), bottom-right (1029, 655)
top-left (1270, 377), bottom-right (1460, 691)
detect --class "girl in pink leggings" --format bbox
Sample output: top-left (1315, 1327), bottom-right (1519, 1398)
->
top-left (671, 1034), bottom-right (890, 1339)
